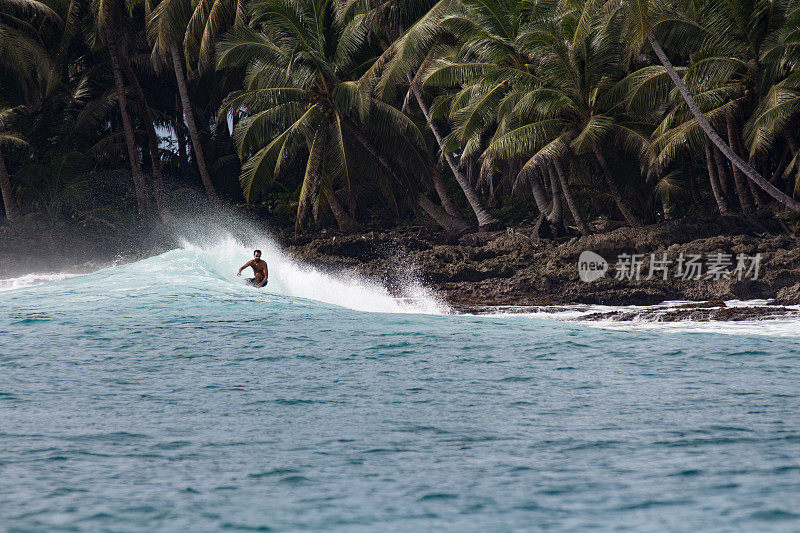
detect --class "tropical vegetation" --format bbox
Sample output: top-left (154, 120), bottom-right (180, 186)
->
top-left (2, 0), bottom-right (800, 237)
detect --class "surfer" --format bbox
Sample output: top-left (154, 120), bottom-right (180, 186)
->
top-left (237, 250), bottom-right (269, 288)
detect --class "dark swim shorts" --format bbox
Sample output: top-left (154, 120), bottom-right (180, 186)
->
top-left (246, 278), bottom-right (268, 288)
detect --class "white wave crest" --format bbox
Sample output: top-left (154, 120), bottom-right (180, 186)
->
top-left (481, 300), bottom-right (800, 337)
top-left (0, 272), bottom-right (81, 292)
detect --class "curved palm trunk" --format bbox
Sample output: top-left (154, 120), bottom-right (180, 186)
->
top-left (296, 133), bottom-right (324, 232)
top-left (743, 154), bottom-right (765, 206)
top-left (547, 167), bottom-right (563, 223)
top-left (0, 149), bottom-right (20, 222)
top-left (431, 166), bottom-right (460, 217)
top-left (170, 45), bottom-right (219, 204)
top-left (485, 156), bottom-right (502, 207)
top-left (467, 154), bottom-right (479, 188)
top-left (119, 53), bottom-right (170, 220)
top-left (526, 169), bottom-right (552, 216)
top-left (417, 193), bottom-right (471, 236)
top-left (554, 158), bottom-right (589, 235)
top-left (748, 173), bottom-right (765, 207)
top-left (784, 135), bottom-right (798, 193)
top-left (591, 144), bottom-right (642, 227)
top-left (326, 187), bottom-right (359, 233)
top-left (409, 83), bottom-right (500, 229)
top-left (105, 28), bottom-right (149, 214)
top-left (712, 146), bottom-right (732, 199)
top-left (481, 154), bottom-right (499, 207)
top-left (725, 115), bottom-right (754, 214)
top-left (648, 32), bottom-right (800, 213)
top-left (704, 142), bottom-right (731, 216)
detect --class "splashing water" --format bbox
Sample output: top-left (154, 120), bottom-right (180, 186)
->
top-left (179, 236), bottom-right (448, 314)
top-left (0, 233), bottom-right (448, 314)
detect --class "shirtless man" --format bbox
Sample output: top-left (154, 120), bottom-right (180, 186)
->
top-left (237, 249), bottom-right (269, 288)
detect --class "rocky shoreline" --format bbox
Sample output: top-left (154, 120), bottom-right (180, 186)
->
top-left (284, 218), bottom-right (800, 317)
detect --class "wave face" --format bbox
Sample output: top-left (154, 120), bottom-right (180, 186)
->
top-left (0, 234), bottom-right (447, 314)
top-left (2, 229), bottom-right (800, 532)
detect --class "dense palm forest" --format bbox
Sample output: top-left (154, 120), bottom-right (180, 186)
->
top-left (2, 0), bottom-right (800, 236)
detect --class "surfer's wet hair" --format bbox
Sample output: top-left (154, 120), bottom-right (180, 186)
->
top-left (254, 250), bottom-right (262, 255)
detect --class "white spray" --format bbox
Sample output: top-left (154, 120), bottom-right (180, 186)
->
top-left (179, 234), bottom-right (449, 315)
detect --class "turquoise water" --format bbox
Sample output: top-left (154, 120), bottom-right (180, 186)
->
top-left (2, 236), bottom-right (800, 531)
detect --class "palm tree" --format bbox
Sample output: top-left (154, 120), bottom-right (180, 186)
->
top-left (748, 72), bottom-right (800, 195)
top-left (622, 0), bottom-right (800, 215)
top-left (586, 0), bottom-right (800, 213)
top-left (419, 0), bottom-right (593, 232)
top-left (161, 0), bottom-right (250, 71)
top-left (408, 79), bottom-right (501, 228)
top-left (0, 0), bottom-right (62, 222)
top-left (743, 1), bottom-right (800, 195)
top-left (358, 0), bottom-right (502, 229)
top-left (337, 0), bottom-right (440, 40)
top-left (92, 0), bottom-right (152, 213)
top-left (216, 0), bottom-right (466, 234)
top-left (0, 0), bottom-right (59, 103)
top-left (479, 6), bottom-right (650, 227)
top-left (420, 0), bottom-right (549, 224)
top-left (118, 53), bottom-right (172, 219)
top-left (0, 126), bottom-right (24, 222)
top-left (621, 50), bottom-right (741, 215)
top-left (704, 141), bottom-right (732, 215)
top-left (149, 0), bottom-right (220, 203)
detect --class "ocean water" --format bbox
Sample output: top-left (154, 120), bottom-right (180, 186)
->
top-left (2, 234), bottom-right (800, 532)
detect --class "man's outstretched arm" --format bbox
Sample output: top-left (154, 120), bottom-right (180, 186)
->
top-left (237, 260), bottom-right (253, 276)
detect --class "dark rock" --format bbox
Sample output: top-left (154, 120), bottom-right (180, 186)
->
top-left (583, 304), bottom-right (797, 322)
top-left (775, 283), bottom-right (800, 305)
top-left (287, 220), bottom-right (800, 312)
top-left (532, 214), bottom-right (552, 240)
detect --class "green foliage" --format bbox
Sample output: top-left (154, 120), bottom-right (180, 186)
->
top-left (216, 0), bottom-right (432, 230)
top-left (3, 0), bottom-right (800, 231)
